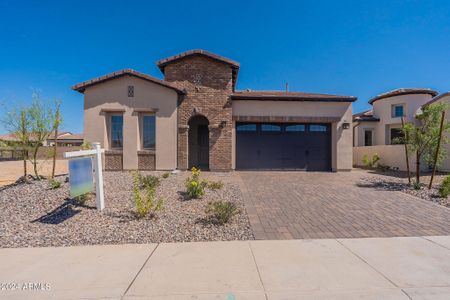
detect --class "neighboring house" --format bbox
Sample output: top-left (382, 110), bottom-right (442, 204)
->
top-left (353, 88), bottom-right (450, 171)
top-left (73, 49), bottom-right (356, 171)
top-left (45, 132), bottom-right (84, 147)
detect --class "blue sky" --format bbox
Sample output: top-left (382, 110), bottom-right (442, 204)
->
top-left (1, 0), bottom-right (450, 133)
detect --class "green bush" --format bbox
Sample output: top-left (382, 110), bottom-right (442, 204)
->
top-left (185, 167), bottom-right (208, 199)
top-left (74, 193), bottom-right (90, 205)
top-left (48, 178), bottom-right (61, 189)
top-left (80, 142), bottom-right (93, 150)
top-left (208, 181), bottom-right (223, 190)
top-left (438, 176), bottom-right (450, 198)
top-left (205, 201), bottom-right (239, 225)
top-left (132, 172), bottom-right (163, 218)
top-left (362, 153), bottom-right (380, 168)
top-left (139, 174), bottom-right (160, 189)
top-left (162, 172), bottom-right (170, 179)
top-left (412, 179), bottom-right (422, 190)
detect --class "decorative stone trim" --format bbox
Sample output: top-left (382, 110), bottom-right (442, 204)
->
top-left (133, 108), bottom-right (159, 113)
top-left (104, 150), bottom-right (123, 171)
top-left (232, 115), bottom-right (341, 123)
top-left (138, 152), bottom-right (155, 170)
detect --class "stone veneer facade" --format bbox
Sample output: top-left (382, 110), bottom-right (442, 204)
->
top-left (163, 56), bottom-right (234, 171)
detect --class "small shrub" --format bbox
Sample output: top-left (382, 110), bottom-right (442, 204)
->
top-left (80, 142), bottom-right (93, 150)
top-left (162, 172), bottom-right (170, 179)
top-left (439, 176), bottom-right (450, 198)
top-left (75, 193), bottom-right (90, 205)
top-left (132, 172), bottom-right (163, 218)
top-left (185, 167), bottom-right (208, 199)
top-left (205, 201), bottom-right (239, 225)
top-left (412, 180), bottom-right (422, 190)
top-left (48, 178), bottom-right (61, 189)
top-left (140, 174), bottom-right (160, 189)
top-left (362, 153), bottom-right (380, 168)
top-left (208, 181), bottom-right (223, 190)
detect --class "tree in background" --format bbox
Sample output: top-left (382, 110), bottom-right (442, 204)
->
top-left (51, 100), bottom-right (62, 178)
top-left (2, 105), bottom-right (31, 178)
top-left (27, 95), bottom-right (57, 179)
top-left (400, 102), bottom-right (450, 185)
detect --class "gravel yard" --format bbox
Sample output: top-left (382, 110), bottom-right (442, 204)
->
top-left (359, 169), bottom-right (450, 207)
top-left (0, 171), bottom-right (254, 248)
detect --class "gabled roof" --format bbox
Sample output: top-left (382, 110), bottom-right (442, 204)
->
top-left (368, 88), bottom-right (438, 104)
top-left (352, 109), bottom-right (380, 122)
top-left (72, 69), bottom-right (185, 94)
top-left (231, 90), bottom-right (357, 102)
top-left (156, 49), bottom-right (240, 71)
top-left (422, 92), bottom-right (450, 108)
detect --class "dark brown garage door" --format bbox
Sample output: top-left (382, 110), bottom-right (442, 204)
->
top-left (236, 123), bottom-right (331, 171)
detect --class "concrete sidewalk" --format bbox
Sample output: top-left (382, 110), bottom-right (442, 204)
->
top-left (1, 237), bottom-right (450, 299)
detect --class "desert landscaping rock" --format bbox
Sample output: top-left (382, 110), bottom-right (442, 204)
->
top-left (361, 171), bottom-right (450, 207)
top-left (0, 171), bottom-right (254, 248)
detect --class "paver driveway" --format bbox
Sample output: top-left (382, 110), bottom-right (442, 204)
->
top-left (237, 170), bottom-right (450, 239)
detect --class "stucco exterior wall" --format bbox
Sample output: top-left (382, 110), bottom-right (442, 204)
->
top-left (371, 94), bottom-right (433, 145)
top-left (232, 101), bottom-right (353, 171)
top-left (353, 145), bottom-right (424, 172)
top-left (354, 122), bottom-right (377, 147)
top-left (83, 76), bottom-right (178, 170)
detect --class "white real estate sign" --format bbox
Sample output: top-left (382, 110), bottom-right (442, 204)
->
top-left (64, 142), bottom-right (105, 211)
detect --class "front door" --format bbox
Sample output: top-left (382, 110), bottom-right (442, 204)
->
top-left (197, 125), bottom-right (209, 169)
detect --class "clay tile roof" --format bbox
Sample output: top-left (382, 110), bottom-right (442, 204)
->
top-left (422, 92), bottom-right (450, 108)
top-left (368, 88), bottom-right (438, 105)
top-left (231, 90), bottom-right (357, 102)
top-left (156, 49), bottom-right (240, 71)
top-left (352, 109), bottom-right (380, 122)
top-left (71, 69), bottom-right (185, 94)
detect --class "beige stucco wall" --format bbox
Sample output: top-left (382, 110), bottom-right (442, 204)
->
top-left (353, 145), bottom-right (424, 172)
top-left (232, 101), bottom-right (353, 171)
top-left (370, 94), bottom-right (433, 145)
top-left (83, 76), bottom-right (178, 170)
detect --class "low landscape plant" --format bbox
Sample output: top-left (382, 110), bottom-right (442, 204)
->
top-left (412, 179), bottom-right (422, 190)
top-left (205, 201), bottom-right (239, 225)
top-left (48, 178), bottom-right (61, 189)
top-left (139, 174), bottom-right (160, 190)
top-left (74, 193), bottom-right (90, 205)
top-left (185, 167), bottom-right (208, 199)
top-left (208, 181), bottom-right (223, 190)
top-left (362, 153), bottom-right (380, 168)
top-left (132, 171), bottom-right (163, 218)
top-left (162, 172), bottom-right (170, 179)
top-left (438, 175), bottom-right (450, 198)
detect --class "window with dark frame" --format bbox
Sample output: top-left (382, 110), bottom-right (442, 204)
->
top-left (128, 85), bottom-right (134, 97)
top-left (285, 124), bottom-right (306, 132)
top-left (364, 130), bottom-right (372, 146)
top-left (110, 115), bottom-right (123, 148)
top-left (236, 124), bottom-right (257, 132)
top-left (390, 128), bottom-right (404, 144)
top-left (261, 124), bottom-right (282, 132)
top-left (392, 104), bottom-right (404, 117)
top-left (142, 115), bottom-right (156, 149)
top-left (309, 124), bottom-right (328, 132)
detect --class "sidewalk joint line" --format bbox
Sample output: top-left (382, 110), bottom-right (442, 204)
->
top-left (401, 288), bottom-right (413, 299)
top-left (121, 243), bottom-right (160, 299)
top-left (248, 241), bottom-right (269, 300)
top-left (336, 239), bottom-right (399, 288)
top-left (421, 236), bottom-right (450, 251)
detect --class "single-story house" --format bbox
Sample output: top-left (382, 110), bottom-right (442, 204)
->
top-left (72, 49), bottom-right (356, 171)
top-left (45, 132), bottom-right (84, 147)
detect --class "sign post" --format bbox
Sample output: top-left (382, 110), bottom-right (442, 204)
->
top-left (64, 142), bottom-right (105, 211)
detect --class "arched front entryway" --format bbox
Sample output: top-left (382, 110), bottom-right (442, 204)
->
top-left (188, 115), bottom-right (209, 170)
